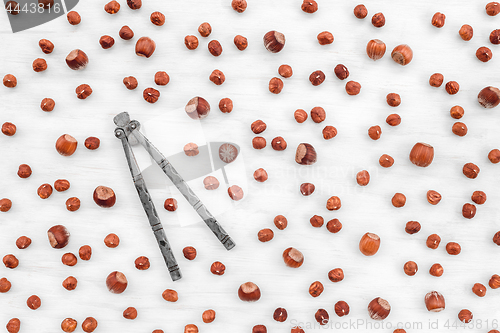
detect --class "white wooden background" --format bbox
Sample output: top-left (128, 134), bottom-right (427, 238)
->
top-left (1, 0), bottom-right (500, 332)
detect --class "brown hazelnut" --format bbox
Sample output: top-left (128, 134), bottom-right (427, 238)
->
top-left (123, 307), bottom-right (137, 320)
top-left (48, 225), bottom-right (70, 249)
top-left (198, 22), bottom-right (212, 37)
top-left (495, 231), bottom-right (500, 246)
top-left (203, 176), bottom-right (219, 190)
top-left (62, 276), bottom-right (78, 291)
top-left (311, 106), bottom-right (326, 123)
top-left (5, 1), bottom-right (20, 15)
top-left (372, 12), bottom-right (385, 27)
top-left (335, 301), bottom-right (350, 317)
top-left (271, 136), bottom-right (287, 151)
top-left (79, 245), bottom-right (92, 260)
top-left (81, 317), bottom-right (97, 333)
top-left (310, 215), bottom-right (324, 228)
top-left (17, 164), bottom-right (32, 179)
top-left (202, 309), bottom-right (216, 323)
top-left (459, 24), bottom-right (473, 41)
top-left (273, 307), bottom-right (288, 322)
top-left (232, 0), bottom-right (247, 12)
top-left (463, 162), bottom-right (480, 179)
top-left (458, 309), bottom-right (473, 323)
top-left (446, 242), bottom-right (461, 255)
top-left (317, 31), bottom-right (334, 45)
top-left (489, 274), bottom-right (500, 289)
top-left (150, 11), bottom-right (165, 26)
top-left (0, 198), bottom-right (12, 212)
top-left (386, 114), bottom-right (401, 126)
top-left (490, 29), bottom-right (500, 44)
top-left (294, 109), bottom-right (308, 123)
top-left (218, 98), bottom-right (233, 113)
top-left (309, 281), bottom-right (324, 297)
top-left (0, 277), bottom-right (11, 293)
top-left (392, 193), bottom-right (406, 208)
top-left (353, 4), bottom-right (367, 18)
top-left (3, 74), bottom-right (17, 88)
top-left (40, 97), bottom-right (55, 112)
top-left (334, 64), bottom-right (349, 80)
top-left (476, 46), bottom-right (493, 62)
top-left (3, 255), bottom-right (18, 269)
top-left (409, 142), bottom-right (434, 167)
top-left (301, 0), bottom-right (318, 13)
top-left (426, 190), bottom-right (442, 205)
top-left (283, 247), bottom-right (304, 268)
top-left (385, 94), bottom-right (401, 108)
top-left (429, 73), bottom-right (444, 87)
top-left (471, 190), bottom-right (486, 205)
top-left (99, 35), bottom-right (115, 49)
top-left (61, 253), bottom-right (77, 266)
top-left (404, 261), bottom-right (418, 276)
top-left (134, 256), bottom-right (150, 270)
top-left (359, 232), bottom-right (380, 256)
top-left (66, 49), bottom-right (88, 70)
top-left (54, 179), bottom-right (70, 192)
top-left (154, 71), bottom-right (169, 86)
top-left (184, 35), bottom-right (199, 50)
top-left (478, 86), bottom-right (500, 108)
top-left (253, 168), bottom-right (268, 182)
top-left (106, 271), bottom-right (128, 293)
top-left (300, 183), bottom-right (315, 196)
top-left (431, 12), bottom-right (446, 28)
top-left (269, 77), bottom-right (283, 94)
top-left (274, 215), bottom-right (288, 230)
top-left (264, 31), bottom-right (285, 53)
top-left (127, 0), bottom-right (142, 9)
top-left (278, 64), bottom-right (293, 78)
top-left (238, 282), bottom-right (261, 301)
top-left (210, 261), bottom-right (226, 275)
top-left (405, 221), bottom-right (421, 234)
top-left (487, 2), bottom-right (500, 15)
top-left (39, 39), bottom-right (54, 54)
top-left (251, 120), bottom-right (267, 134)
top-left (32, 58), bottom-right (47, 72)
top-left (184, 325), bottom-right (199, 333)
top-left (26, 295), bottom-right (41, 310)
top-left (16, 236), bottom-right (31, 249)
top-left (37, 183), bottom-right (53, 199)
top-left (93, 186), bottom-right (116, 208)
top-left (368, 125), bottom-right (382, 140)
top-left (183, 246), bottom-right (197, 260)
top-left (452, 122), bottom-right (467, 136)
top-left (295, 143), bottom-right (317, 165)
top-left (366, 39), bottom-right (386, 61)
top-left (426, 234), bottom-right (441, 249)
top-left (328, 268), bottom-right (344, 282)
top-left (323, 126), bottom-right (337, 140)
top-left (368, 297), bottom-right (391, 320)
top-left (450, 105), bottom-right (464, 119)
top-left (258, 228), bottom-right (274, 242)
top-left (489, 149), bottom-right (500, 163)
top-left (445, 81), bottom-right (460, 95)
top-left (391, 45), bottom-right (413, 66)
top-left (346, 81), bottom-right (361, 95)
top-left (104, 0), bottom-right (120, 13)
top-left (326, 196), bottom-right (341, 211)
top-left (210, 69), bottom-right (225, 85)
top-left (234, 35), bottom-right (248, 50)
top-left (379, 154), bottom-right (394, 168)
top-left (208, 40), bottom-right (223, 56)
top-left (61, 318), bottom-right (77, 332)
top-left (184, 143), bottom-right (199, 156)
top-left (76, 84), bottom-right (92, 99)
top-left (228, 185), bottom-right (244, 201)
top-left (185, 96), bottom-right (210, 120)
top-left (356, 170), bottom-right (370, 186)
top-left (326, 219), bottom-right (342, 233)
top-left (143, 87), bottom-right (160, 103)
top-left (119, 26), bottom-right (134, 40)
top-left (429, 263), bottom-right (443, 277)
top-left (84, 137), bottom-right (100, 150)
top-left (136, 37), bottom-right (156, 58)
top-left (6, 318), bottom-right (20, 333)
top-left (309, 70), bottom-right (325, 86)
top-left (1, 122), bottom-right (16, 136)
top-left (56, 134), bottom-right (78, 156)
top-left (315, 308), bottom-right (329, 325)
top-left (123, 76), bottom-right (138, 90)
top-left (462, 203), bottom-right (477, 219)
top-left (65, 197), bottom-right (80, 212)
top-left (67, 11), bottom-right (81, 25)
top-left (104, 233), bottom-right (120, 248)
top-left (472, 283), bottom-right (486, 297)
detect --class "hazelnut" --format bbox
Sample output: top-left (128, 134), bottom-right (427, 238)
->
top-left (228, 185), bottom-right (244, 201)
top-left (263, 31), bottom-right (285, 53)
top-left (459, 24), bottom-right (473, 41)
top-left (452, 122), bottom-right (467, 136)
top-left (323, 126), bottom-right (337, 140)
top-left (1, 122), bottom-right (16, 136)
top-left (385, 94), bottom-right (401, 107)
top-left (143, 87), bottom-right (160, 103)
top-left (66, 197), bottom-right (80, 212)
top-left (273, 307), bottom-right (288, 322)
top-left (294, 109), bottom-right (308, 123)
top-left (0, 278), bottom-right (11, 293)
top-left (61, 318), bottom-right (77, 333)
top-left (283, 247), bottom-right (304, 268)
top-left (32, 58), bottom-right (47, 72)
top-left (405, 221), bottom-right (421, 234)
top-left (334, 64), bottom-right (349, 80)
top-left (495, 231), bottom-right (500, 246)
top-left (104, 233), bottom-right (120, 248)
top-left (66, 49), bottom-right (88, 70)
top-left (472, 283), bottom-right (486, 297)
top-left (219, 98), bottom-right (233, 113)
top-left (486, 2), bottom-right (500, 15)
top-left (0, 198), bottom-right (12, 212)
top-left (37, 183), bottom-right (53, 199)
top-left (67, 11), bottom-right (81, 25)
top-left (79, 245), bottom-right (92, 260)
top-left (278, 65), bottom-right (293, 79)
top-left (490, 29), bottom-right (500, 44)
top-left (301, 0), bottom-right (318, 13)
top-left (81, 317), bottom-right (97, 333)
top-left (123, 307), bottom-right (138, 320)
top-left (232, 0), bottom-right (247, 12)
top-left (392, 193), bottom-right (406, 208)
top-left (6, 318), bottom-right (20, 333)
top-left (17, 164), bottom-right (32, 178)
top-left (62, 276), bottom-right (78, 291)
top-left (184, 143), bottom-right (199, 156)
top-left (471, 191), bottom-right (487, 205)
top-left (317, 31), bottom-right (334, 45)
top-left (326, 219), bottom-right (342, 233)
top-left (40, 97), bottom-right (55, 112)
top-left (234, 35), bottom-right (248, 50)
top-left (446, 242), bottom-right (461, 255)
top-left (300, 183), bottom-right (315, 196)
top-left (371, 12), bottom-right (385, 27)
top-left (123, 76), bottom-right (138, 90)
top-left (489, 149), bottom-right (500, 163)
top-left (326, 196), bottom-right (341, 210)
top-left (16, 236), bottom-right (31, 249)
top-left (359, 232), bottom-right (380, 256)
top-left (391, 45), bottom-right (413, 66)
top-left (311, 106), bottom-right (326, 123)
top-left (269, 77), bottom-right (284, 94)
top-left (431, 12), bottom-right (446, 28)
top-left (203, 176), bottom-right (219, 190)
top-left (5, 1), bottom-right (20, 15)
top-left (202, 309), bottom-right (216, 323)
top-left (386, 114), bottom-right (401, 126)
top-left (54, 179), bottom-right (70, 192)
top-left (127, 0), bottom-right (142, 9)
top-left (368, 125), bottom-right (381, 140)
top-left (26, 295), bottom-right (41, 310)
top-left (346, 81), bottom-right (361, 95)
top-left (309, 281), bottom-right (324, 297)
top-left (84, 137), bottom-right (100, 150)
top-left (328, 268), bottom-right (344, 282)
top-left (154, 71), bottom-right (169, 86)
top-left (462, 203), bottom-right (477, 219)
top-left (210, 261), bottom-right (226, 275)
top-left (119, 26), bottom-right (134, 40)
top-left (476, 46), bottom-right (493, 62)
top-left (251, 120), bottom-right (267, 134)
top-left (426, 190), bottom-right (442, 205)
top-left (38, 39), bottom-right (54, 54)
top-left (48, 225), bottom-right (70, 249)
top-left (429, 263), bottom-right (444, 277)
top-left (99, 35), bottom-right (115, 49)
top-left (61, 253), bottom-right (77, 266)
top-left (253, 168), bottom-right (268, 182)
top-left (184, 325), bottom-right (198, 333)
top-left (445, 81), bottom-right (460, 95)
top-left (3, 255), bottom-right (18, 269)
top-left (463, 162), bottom-right (480, 179)
top-left (429, 73), bottom-right (444, 87)
top-left (315, 308), bottom-right (329, 325)
top-left (104, 0), bottom-right (120, 14)
top-left (478, 86), bottom-right (500, 108)
top-left (219, 142), bottom-right (238, 163)
top-left (151, 11), bottom-right (165, 26)
top-left (335, 301), bottom-right (350, 317)
top-left (458, 309), bottom-right (473, 323)
top-left (198, 22), bottom-right (212, 37)
top-left (426, 234), bottom-right (441, 249)
top-left (183, 246), bottom-right (197, 260)
top-left (379, 154), bottom-right (394, 168)
top-left (210, 69), bottom-right (225, 85)
top-left (309, 70), bottom-right (326, 86)
top-left (136, 37), bottom-right (156, 58)
top-left (3, 74), bottom-right (17, 88)
top-left (208, 40), bottom-right (223, 56)
top-left (184, 35), bottom-right (199, 50)
top-left (132, 256), bottom-right (150, 270)
top-left (56, 134), bottom-right (78, 156)
top-left (356, 170), bottom-right (370, 186)
top-left (409, 142), bottom-right (434, 167)
top-left (404, 261), bottom-right (418, 276)
top-left (450, 105), bottom-right (464, 119)
top-left (258, 228), bottom-right (274, 242)
top-left (274, 215), bottom-right (288, 230)
top-left (368, 297), bottom-right (391, 320)
top-left (489, 274), bottom-right (500, 289)
top-left (271, 136), bottom-right (287, 151)
top-left (295, 143), bottom-right (317, 165)
top-left (76, 84), bottom-right (92, 99)
top-left (93, 186), bottom-right (116, 208)
top-left (238, 282), bottom-right (261, 301)
top-left (353, 4), bottom-right (367, 18)
top-left (310, 215), bottom-right (324, 228)
top-left (185, 96), bottom-right (210, 120)
top-left (106, 271), bottom-right (128, 293)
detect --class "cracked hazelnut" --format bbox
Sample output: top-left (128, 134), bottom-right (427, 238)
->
top-left (405, 221), bottom-right (421, 234)
top-left (62, 253), bottom-right (77, 266)
top-left (208, 40), bottom-right (222, 56)
top-left (0, 278), bottom-right (11, 293)
top-left (327, 196), bottom-right (341, 210)
top-left (26, 295), bottom-right (41, 310)
top-left (368, 297), bottom-right (391, 320)
top-left (232, 0), bottom-right (247, 12)
top-left (346, 81), bottom-right (361, 95)
top-left (135, 256), bottom-right (150, 270)
top-left (143, 87), bottom-right (160, 103)
top-left (335, 301), bottom-right (350, 317)
top-left (119, 26), bottom-right (134, 40)
top-left (151, 11), bottom-right (165, 26)
top-left (219, 98), bottom-right (233, 113)
top-left (66, 49), bottom-right (88, 70)
top-left (203, 176), bottom-right (219, 190)
top-left (489, 149), bottom-right (500, 163)
top-left (283, 247), bottom-right (304, 268)
top-left (16, 236), bottom-right (31, 249)
top-left (296, 143), bottom-right (317, 165)
top-left (274, 215), bottom-right (288, 230)
top-left (294, 109), bottom-right (308, 123)
top-left (186, 97), bottom-right (210, 120)
top-left (429, 263), bottom-right (443, 277)
top-left (458, 309), bottom-right (473, 323)
top-left (379, 154), bottom-right (394, 168)
top-left (258, 228), bottom-right (274, 242)
top-left (183, 246), bottom-right (197, 260)
top-left (326, 219), bottom-right (342, 233)
top-left (0, 198), bottom-right (12, 212)
top-left (427, 190), bottom-right (441, 205)
top-left (311, 106), bottom-right (326, 123)
top-left (154, 71), bottom-right (169, 86)
top-left (431, 12), bottom-right (445, 28)
top-left (462, 203), bottom-right (476, 219)
top-left (184, 143), bottom-right (199, 156)
top-left (459, 24), bottom-right (473, 41)
top-left (228, 185), bottom-right (244, 201)
top-left (210, 261), bottom-right (225, 275)
top-left (368, 125), bottom-right (381, 140)
top-left (372, 12), bottom-right (385, 27)
top-left (82, 317), bottom-right (97, 333)
top-left (356, 170), bottom-right (370, 186)
top-left (253, 168), bottom-right (268, 182)
top-left (37, 183), bottom-right (53, 199)
top-left (40, 97), bottom-right (55, 112)
top-left (33, 58), bottom-right (47, 72)
top-left (104, 233), bottom-right (120, 248)
top-left (450, 105), bottom-right (464, 119)
top-left (238, 282), bottom-right (261, 301)
top-left (269, 77), bottom-right (283, 93)
top-left (48, 225), bottom-right (70, 249)
top-left (391, 45), bottom-right (413, 66)
top-left (404, 261), bottom-right (418, 276)
top-left (123, 76), bottom-right (138, 90)
top-left (136, 37), bottom-right (156, 58)
top-left (234, 35), bottom-right (248, 50)
top-left (210, 69), bottom-right (225, 85)
top-left (251, 120), bottom-right (266, 134)
top-left (56, 134), bottom-right (77, 156)
top-left (6, 318), bottom-right (20, 333)
top-left (334, 64), bottom-right (349, 80)
top-left (300, 183), bottom-right (315, 196)
top-left (202, 310), bottom-right (216, 323)
top-left (471, 191), bottom-right (486, 205)
top-left (273, 307), bottom-right (288, 322)
top-left (278, 64), bottom-right (293, 78)
top-left (123, 307), bottom-right (137, 320)
top-left (315, 309), bottom-right (329, 325)
top-left (472, 283), bottom-right (486, 297)
top-left (264, 31), bottom-right (285, 53)
top-left (62, 276), bottom-right (77, 291)
top-left (310, 215), bottom-right (324, 228)
top-left (490, 29), bottom-right (500, 44)
top-left (5, 1), bottom-right (20, 15)
top-left (3, 255), bottom-right (18, 269)
top-left (463, 162), bottom-right (480, 179)
top-left (104, 0), bottom-right (120, 13)
top-left (17, 164), bottom-right (31, 178)
top-left (318, 31), bottom-right (334, 45)
top-left (198, 22), bottom-right (212, 37)
top-left (1, 122), bottom-right (16, 136)
top-left (271, 136), bottom-right (287, 150)
top-left (301, 0), bottom-right (318, 13)
top-left (445, 81), bottom-right (460, 95)
top-left (85, 137), bottom-right (100, 150)
top-left (478, 86), bottom-right (500, 108)
top-left (93, 186), bottom-right (116, 208)
top-left (359, 232), bottom-right (380, 256)
top-left (79, 245), bottom-right (92, 260)
top-left (309, 70), bottom-right (325, 86)
top-left (67, 11), bottom-right (81, 25)
top-left (446, 242), bottom-right (461, 255)
top-left (184, 35), bottom-right (198, 50)
top-left (489, 274), bottom-right (500, 289)
top-left (429, 73), bottom-right (444, 87)
top-left (476, 46), bottom-right (493, 62)
top-left (39, 39), bottom-right (54, 54)
top-left (409, 142), bottom-right (434, 167)
top-left (54, 179), bottom-right (70, 192)
top-left (353, 4), bottom-right (367, 18)
top-left (66, 197), bottom-right (80, 212)
top-left (392, 193), bottom-right (406, 208)
top-left (99, 35), bottom-right (115, 49)
top-left (323, 126), bottom-right (337, 140)
top-left (366, 39), bottom-right (386, 60)
top-left (3, 74), bottom-right (17, 88)
top-left (386, 114), bottom-right (401, 126)
top-left (76, 84), bottom-right (92, 99)
top-left (252, 135), bottom-right (266, 149)
top-left (328, 268), bottom-right (344, 282)
top-left (106, 271), bottom-right (127, 293)
top-left (127, 0), bottom-right (142, 9)
top-left (309, 281), bottom-right (323, 297)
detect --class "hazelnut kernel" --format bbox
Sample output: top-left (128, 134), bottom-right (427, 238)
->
top-left (252, 137), bottom-right (266, 149)
top-left (0, 277), bottom-right (12, 293)
top-left (386, 93), bottom-right (401, 107)
top-left (234, 35), bottom-right (248, 50)
top-left (446, 242), bottom-right (461, 255)
top-left (271, 136), bottom-right (287, 151)
top-left (228, 185), bottom-right (244, 201)
top-left (273, 307), bottom-right (288, 322)
top-left (489, 274), bottom-right (500, 289)
top-left (210, 69), bottom-right (225, 85)
top-left (62, 276), bottom-right (78, 291)
top-left (39, 39), bottom-right (54, 54)
top-left (1, 122), bottom-right (16, 136)
top-left (183, 246), bottom-right (197, 260)
top-left (17, 164), bottom-right (32, 178)
top-left (65, 197), bottom-right (81, 212)
top-left (405, 221), bottom-right (421, 234)
top-left (67, 11), bottom-right (81, 25)
top-left (61, 318), bottom-right (77, 332)
top-left (104, 233), bottom-right (120, 248)
top-left (463, 162), bottom-right (480, 179)
top-left (99, 35), bottom-right (115, 49)
top-left (471, 190), bottom-right (487, 205)
top-left (37, 183), bottom-right (53, 199)
top-left (84, 137), bottom-right (100, 150)
top-left (61, 253), bottom-right (77, 266)
top-left (210, 261), bottom-right (226, 275)
top-left (489, 149), bottom-right (500, 163)
top-left (274, 215), bottom-right (288, 230)
top-left (429, 73), bottom-right (444, 87)
top-left (198, 22), bottom-right (212, 37)
top-left (311, 106), bottom-right (326, 123)
top-left (346, 81), bottom-right (361, 95)
top-left (309, 281), bottom-right (324, 297)
top-left (40, 97), bottom-right (55, 112)
top-left (54, 179), bottom-right (70, 192)
top-left (386, 114), bottom-right (401, 126)
top-left (81, 317), bottom-right (97, 333)
top-left (335, 301), bottom-right (350, 317)
top-left (278, 64), bottom-right (293, 78)
top-left (257, 228), bottom-right (274, 242)
top-left (452, 122), bottom-right (467, 136)
top-left (326, 196), bottom-right (341, 210)
top-left (104, 0), bottom-right (120, 14)
top-left (3, 74), bottom-right (17, 88)
top-left (472, 283), bottom-right (486, 297)
top-left (487, 2), bottom-right (500, 15)
top-left (326, 219), bottom-right (342, 233)
top-left (328, 268), bottom-right (344, 282)
top-left (202, 309), bottom-right (216, 323)
top-left (476, 46), bottom-right (493, 62)
top-left (79, 245), bottom-right (92, 260)
top-left (253, 168), bottom-right (268, 182)
top-left (368, 125), bottom-right (382, 140)
top-left (123, 307), bottom-right (138, 320)
top-left (3, 254), bottom-right (19, 269)
top-left (445, 81), bottom-right (460, 95)
top-left (75, 84), bottom-right (92, 99)
top-left (310, 215), bottom-right (324, 228)
top-left (315, 308), bottom-right (329, 325)
top-left (317, 31), bottom-right (334, 45)
top-left (16, 236), bottom-right (31, 249)
top-left (208, 40), bottom-right (223, 56)
top-left (184, 324), bottom-right (199, 333)
top-left (135, 256), bottom-right (150, 270)
top-left (203, 176), bottom-right (219, 190)
top-left (371, 12), bottom-right (385, 27)
top-left (26, 295), bottom-right (41, 310)
top-left (184, 35), bottom-right (199, 50)
top-left (379, 154), bottom-right (394, 168)
top-left (431, 12), bottom-right (446, 28)
top-left (462, 203), bottom-right (476, 219)
top-left (459, 24), bottom-right (473, 41)
top-left (300, 183), bottom-right (315, 196)
top-left (309, 70), bottom-right (325, 86)
top-left (323, 126), bottom-right (337, 140)
top-left (404, 261), bottom-right (418, 276)
top-left (353, 4), bottom-right (367, 18)
top-left (490, 29), bottom-right (500, 45)
top-left (427, 190), bottom-right (442, 205)
top-left (450, 105), bottom-right (464, 119)
top-left (269, 77), bottom-right (283, 93)
top-left (251, 120), bottom-right (266, 134)
top-left (162, 289), bottom-right (178, 302)
top-left (458, 309), bottom-right (473, 323)
top-left (334, 64), bottom-right (349, 80)
top-left (119, 26), bottom-right (134, 40)
top-left (392, 193), bottom-right (406, 208)
top-left (294, 109), bottom-right (308, 123)
top-left (429, 263), bottom-right (444, 277)
top-left (143, 87), bottom-right (160, 103)
top-left (6, 318), bottom-right (20, 333)
top-left (32, 58), bottom-right (47, 72)
top-left (356, 170), bottom-right (370, 186)
top-left (219, 98), bottom-right (233, 113)
top-left (427, 234), bottom-right (441, 249)
top-left (164, 198), bottom-right (178, 211)
top-left (232, 0), bottom-right (247, 13)
top-left (154, 71), bottom-right (169, 86)
top-left (301, 0), bottom-right (318, 13)
top-left (150, 11), bottom-right (165, 26)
